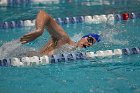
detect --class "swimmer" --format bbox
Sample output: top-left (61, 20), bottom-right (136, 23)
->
top-left (20, 10), bottom-right (100, 56)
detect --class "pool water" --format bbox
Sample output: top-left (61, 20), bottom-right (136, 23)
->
top-left (0, 0), bottom-right (140, 93)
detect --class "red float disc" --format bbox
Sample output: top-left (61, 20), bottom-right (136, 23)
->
top-left (122, 13), bottom-right (129, 20)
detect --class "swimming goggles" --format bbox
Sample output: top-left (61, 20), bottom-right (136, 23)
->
top-left (87, 36), bottom-right (94, 44)
top-left (83, 36), bottom-right (95, 48)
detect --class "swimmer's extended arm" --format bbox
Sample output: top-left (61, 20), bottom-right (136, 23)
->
top-left (20, 10), bottom-right (70, 44)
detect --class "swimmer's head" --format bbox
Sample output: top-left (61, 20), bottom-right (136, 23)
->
top-left (77, 33), bottom-right (100, 48)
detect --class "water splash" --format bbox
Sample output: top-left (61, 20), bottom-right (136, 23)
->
top-left (0, 39), bottom-right (36, 59)
top-left (0, 40), bottom-right (22, 59)
top-left (71, 32), bottom-right (84, 42)
top-left (100, 24), bottom-right (129, 45)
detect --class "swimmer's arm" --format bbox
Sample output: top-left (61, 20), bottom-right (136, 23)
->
top-left (20, 10), bottom-right (70, 44)
top-left (20, 29), bottom-right (43, 44)
top-left (45, 13), bottom-right (69, 40)
top-left (20, 10), bottom-right (49, 44)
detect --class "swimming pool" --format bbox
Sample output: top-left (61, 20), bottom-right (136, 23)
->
top-left (0, 0), bottom-right (140, 93)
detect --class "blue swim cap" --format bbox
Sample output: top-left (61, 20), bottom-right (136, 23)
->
top-left (82, 33), bottom-right (101, 42)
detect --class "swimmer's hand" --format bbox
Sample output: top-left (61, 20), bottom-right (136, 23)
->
top-left (20, 31), bottom-right (42, 44)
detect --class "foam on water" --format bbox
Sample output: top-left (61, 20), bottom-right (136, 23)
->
top-left (101, 30), bottom-right (128, 45)
top-left (100, 23), bottom-right (129, 46)
top-left (0, 40), bottom-right (22, 59)
top-left (71, 32), bottom-right (84, 42)
top-left (0, 39), bottom-right (36, 59)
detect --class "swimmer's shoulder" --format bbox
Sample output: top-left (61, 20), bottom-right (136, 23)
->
top-left (59, 34), bottom-right (72, 43)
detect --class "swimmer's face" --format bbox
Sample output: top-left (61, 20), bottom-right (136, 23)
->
top-left (77, 37), bottom-right (96, 48)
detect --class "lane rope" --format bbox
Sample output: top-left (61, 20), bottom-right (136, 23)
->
top-left (0, 0), bottom-right (61, 6)
top-left (0, 47), bottom-right (140, 67)
top-left (0, 12), bottom-right (139, 29)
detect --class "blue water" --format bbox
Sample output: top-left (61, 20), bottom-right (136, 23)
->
top-left (0, 0), bottom-right (140, 93)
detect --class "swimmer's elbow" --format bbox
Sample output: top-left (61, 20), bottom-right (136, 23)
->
top-left (39, 10), bottom-right (45, 14)
top-left (36, 29), bottom-right (44, 35)
top-left (39, 31), bottom-right (43, 35)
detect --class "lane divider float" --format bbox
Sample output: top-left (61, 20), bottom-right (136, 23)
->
top-left (0, 0), bottom-right (31, 6)
top-left (0, 12), bottom-right (139, 29)
top-left (0, 0), bottom-right (60, 6)
top-left (0, 47), bottom-right (140, 67)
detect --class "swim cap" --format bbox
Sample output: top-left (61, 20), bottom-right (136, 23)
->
top-left (82, 33), bottom-right (101, 42)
